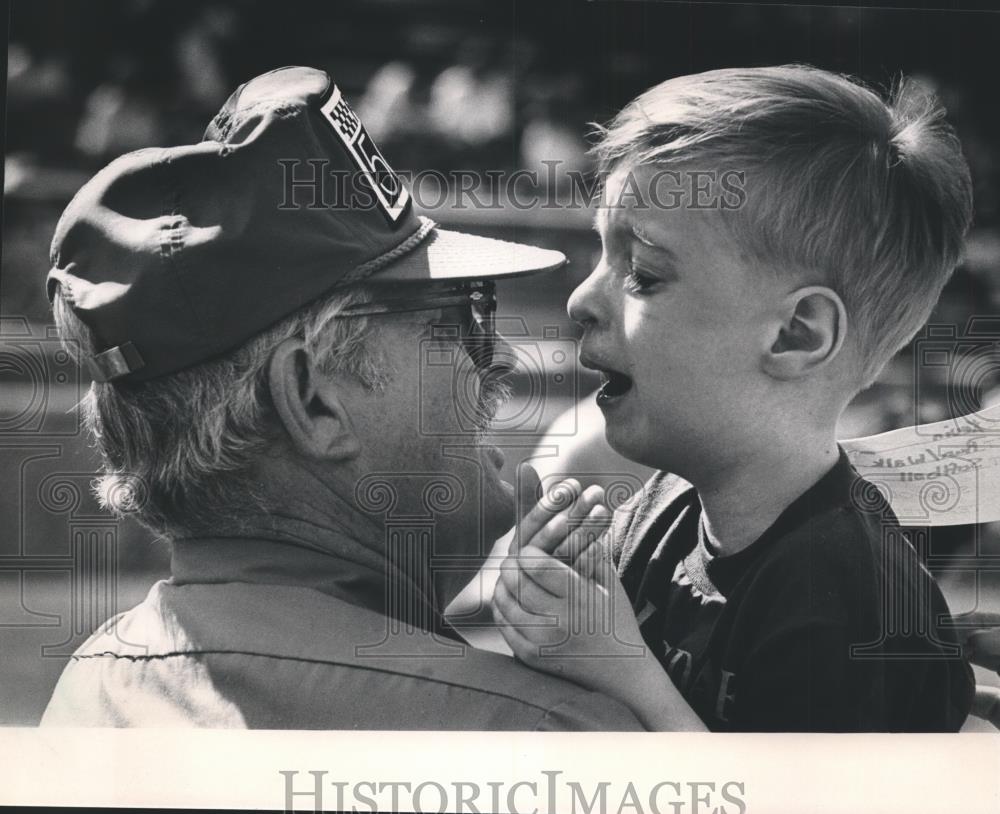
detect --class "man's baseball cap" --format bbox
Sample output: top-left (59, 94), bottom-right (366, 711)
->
top-left (46, 66), bottom-right (566, 384)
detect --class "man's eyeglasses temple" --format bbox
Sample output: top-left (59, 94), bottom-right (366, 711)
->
top-left (331, 282), bottom-right (497, 319)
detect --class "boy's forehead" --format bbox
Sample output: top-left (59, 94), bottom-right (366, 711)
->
top-left (596, 205), bottom-right (671, 251)
top-left (597, 163), bottom-right (674, 231)
top-left (595, 165), bottom-right (677, 242)
top-left (595, 163), bottom-right (639, 230)
top-left (597, 162), bottom-right (738, 253)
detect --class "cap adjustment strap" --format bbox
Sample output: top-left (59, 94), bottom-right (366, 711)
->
top-left (85, 342), bottom-right (146, 383)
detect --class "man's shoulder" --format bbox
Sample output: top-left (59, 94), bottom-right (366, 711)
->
top-left (41, 580), bottom-right (248, 727)
top-left (163, 580), bottom-right (642, 728)
top-left (45, 579), bottom-right (643, 730)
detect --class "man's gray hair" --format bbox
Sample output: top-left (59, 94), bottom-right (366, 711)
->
top-left (52, 286), bottom-right (387, 537)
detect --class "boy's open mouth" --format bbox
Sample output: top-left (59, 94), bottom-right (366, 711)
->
top-left (597, 369), bottom-right (634, 405)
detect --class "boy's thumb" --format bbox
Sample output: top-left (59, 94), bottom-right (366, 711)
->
top-left (514, 463), bottom-right (542, 551)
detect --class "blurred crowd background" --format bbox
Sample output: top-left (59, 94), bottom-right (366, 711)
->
top-left (2, 0), bottom-right (1000, 724)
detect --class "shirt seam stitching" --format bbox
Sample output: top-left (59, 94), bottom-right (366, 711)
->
top-left (68, 649), bottom-right (584, 715)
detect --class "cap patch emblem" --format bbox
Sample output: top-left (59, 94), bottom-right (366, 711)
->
top-left (320, 85), bottom-right (410, 222)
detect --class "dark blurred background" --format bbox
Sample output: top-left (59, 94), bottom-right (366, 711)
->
top-left (2, 0), bottom-right (1000, 725)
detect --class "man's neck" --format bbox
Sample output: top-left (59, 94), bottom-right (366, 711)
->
top-left (242, 453), bottom-right (383, 546)
top-left (199, 454), bottom-right (437, 602)
top-left (693, 433), bottom-right (840, 557)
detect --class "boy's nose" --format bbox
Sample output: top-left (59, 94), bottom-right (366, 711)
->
top-left (567, 264), bottom-right (606, 326)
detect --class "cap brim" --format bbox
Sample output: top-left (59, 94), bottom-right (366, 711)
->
top-left (370, 225), bottom-right (567, 283)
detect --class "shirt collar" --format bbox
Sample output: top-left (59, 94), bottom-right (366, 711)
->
top-left (705, 445), bottom-right (875, 596)
top-left (169, 513), bottom-right (461, 640)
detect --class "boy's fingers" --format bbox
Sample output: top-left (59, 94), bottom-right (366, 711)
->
top-left (491, 592), bottom-right (539, 659)
top-left (517, 464), bottom-right (542, 523)
top-left (513, 464), bottom-right (542, 551)
top-left (571, 530), bottom-right (609, 581)
top-left (498, 556), bottom-right (560, 616)
top-left (554, 504), bottom-right (612, 564)
top-left (492, 600), bottom-right (560, 671)
top-left (517, 544), bottom-right (582, 600)
top-left (498, 553), bottom-right (532, 596)
top-left (498, 555), bottom-right (573, 624)
top-left (579, 537), bottom-right (616, 589)
top-left (514, 476), bottom-right (581, 552)
top-left (541, 478), bottom-right (586, 512)
top-left (529, 484), bottom-right (607, 555)
top-left (527, 512), bottom-right (573, 555)
top-left (493, 575), bottom-right (553, 632)
top-left (551, 488), bottom-right (608, 541)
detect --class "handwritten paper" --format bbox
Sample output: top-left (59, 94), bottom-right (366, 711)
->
top-left (843, 405), bottom-right (1000, 526)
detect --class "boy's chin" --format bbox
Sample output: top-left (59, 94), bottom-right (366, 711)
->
top-left (606, 425), bottom-right (685, 474)
top-left (606, 426), bottom-right (655, 467)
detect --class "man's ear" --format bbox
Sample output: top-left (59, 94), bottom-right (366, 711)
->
top-left (762, 286), bottom-right (847, 380)
top-left (268, 338), bottom-right (361, 460)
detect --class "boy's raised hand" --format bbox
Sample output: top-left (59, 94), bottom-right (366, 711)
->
top-left (494, 474), bottom-right (646, 688)
top-left (494, 471), bottom-right (708, 731)
top-left (492, 544), bottom-right (648, 694)
top-left (512, 465), bottom-right (610, 563)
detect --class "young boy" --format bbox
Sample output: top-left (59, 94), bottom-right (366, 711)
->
top-left (491, 64), bottom-right (975, 731)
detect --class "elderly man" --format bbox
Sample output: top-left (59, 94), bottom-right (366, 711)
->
top-left (39, 66), bottom-right (642, 730)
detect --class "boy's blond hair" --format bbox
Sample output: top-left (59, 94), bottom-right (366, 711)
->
top-left (595, 64), bottom-right (973, 385)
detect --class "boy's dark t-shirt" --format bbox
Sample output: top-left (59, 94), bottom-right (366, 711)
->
top-left (611, 450), bottom-right (974, 732)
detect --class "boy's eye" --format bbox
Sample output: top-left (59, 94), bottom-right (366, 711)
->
top-left (623, 260), bottom-right (661, 294)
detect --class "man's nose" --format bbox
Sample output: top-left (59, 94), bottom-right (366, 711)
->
top-left (487, 331), bottom-right (517, 374)
top-left (567, 262), bottom-right (606, 326)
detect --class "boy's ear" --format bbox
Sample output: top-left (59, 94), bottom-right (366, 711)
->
top-left (267, 338), bottom-right (362, 460)
top-left (762, 286), bottom-right (847, 380)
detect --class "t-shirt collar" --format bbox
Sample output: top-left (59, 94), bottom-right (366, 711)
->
top-left (705, 445), bottom-right (864, 595)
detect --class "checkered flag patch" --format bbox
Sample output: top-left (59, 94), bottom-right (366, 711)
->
top-left (320, 83), bottom-right (410, 222)
top-left (327, 97), bottom-right (360, 138)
